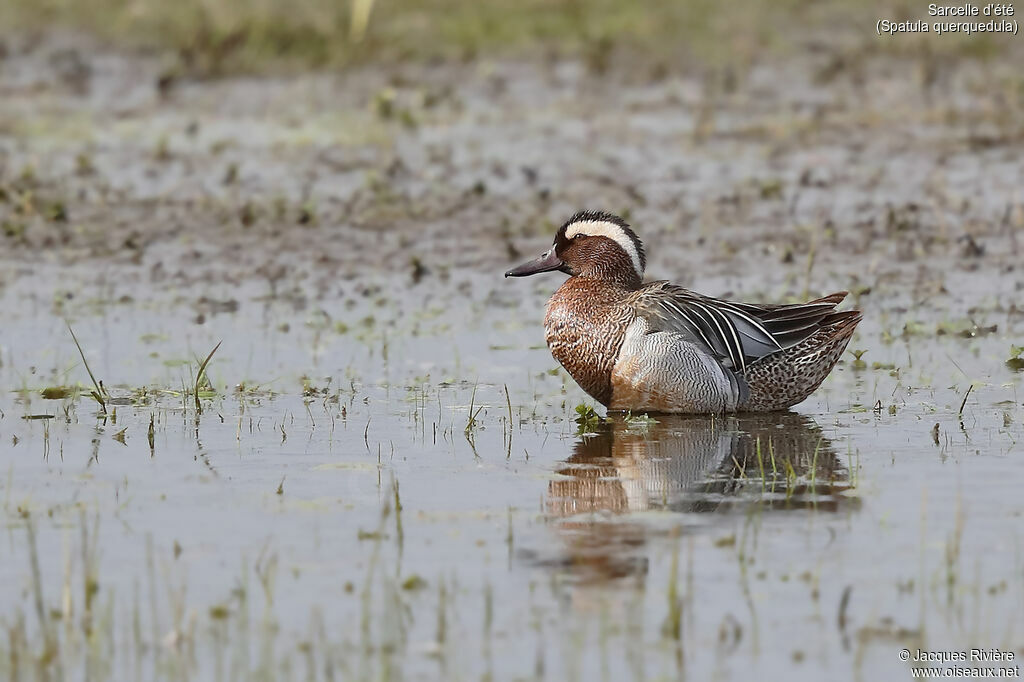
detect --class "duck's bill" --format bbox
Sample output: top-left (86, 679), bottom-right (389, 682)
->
top-left (504, 248), bottom-right (564, 277)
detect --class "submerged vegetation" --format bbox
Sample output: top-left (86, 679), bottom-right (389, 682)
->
top-left (1008, 345), bottom-right (1024, 372)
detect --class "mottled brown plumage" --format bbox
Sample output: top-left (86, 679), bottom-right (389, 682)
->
top-left (544, 277), bottom-right (633, 405)
top-left (506, 211), bottom-right (862, 414)
top-left (740, 309), bottom-right (862, 411)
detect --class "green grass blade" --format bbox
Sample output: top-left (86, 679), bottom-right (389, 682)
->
top-left (194, 341), bottom-right (222, 415)
top-left (67, 322), bottom-right (106, 414)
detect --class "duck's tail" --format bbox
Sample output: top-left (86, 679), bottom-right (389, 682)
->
top-left (739, 293), bottom-right (862, 412)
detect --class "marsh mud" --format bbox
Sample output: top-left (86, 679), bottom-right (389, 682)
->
top-left (2, 34), bottom-right (1024, 681)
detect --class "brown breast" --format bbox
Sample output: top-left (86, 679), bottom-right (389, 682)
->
top-left (544, 278), bottom-right (634, 406)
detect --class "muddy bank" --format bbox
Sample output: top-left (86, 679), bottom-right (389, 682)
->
top-left (3, 37), bottom-right (1023, 288)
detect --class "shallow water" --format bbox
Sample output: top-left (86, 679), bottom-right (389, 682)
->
top-left (2, 38), bottom-right (1024, 681)
top-left (2, 256), bottom-right (1022, 681)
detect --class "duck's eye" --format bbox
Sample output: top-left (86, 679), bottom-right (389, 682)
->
top-left (573, 233), bottom-right (586, 240)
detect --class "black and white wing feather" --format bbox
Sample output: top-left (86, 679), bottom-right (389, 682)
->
top-left (632, 282), bottom-right (848, 372)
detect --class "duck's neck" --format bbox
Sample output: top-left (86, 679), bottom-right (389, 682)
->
top-left (544, 277), bottom-right (636, 406)
top-left (571, 269), bottom-right (643, 291)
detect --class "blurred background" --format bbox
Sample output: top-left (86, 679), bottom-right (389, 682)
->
top-left (2, 0), bottom-right (1016, 73)
top-left (2, 0), bottom-right (1021, 315)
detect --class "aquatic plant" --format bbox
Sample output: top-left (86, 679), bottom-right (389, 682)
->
top-left (67, 323), bottom-right (107, 415)
top-left (193, 342), bottom-right (222, 416)
top-left (574, 403), bottom-right (601, 433)
top-left (1007, 345), bottom-right (1024, 372)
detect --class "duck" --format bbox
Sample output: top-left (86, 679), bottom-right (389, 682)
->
top-left (505, 211), bottom-right (862, 414)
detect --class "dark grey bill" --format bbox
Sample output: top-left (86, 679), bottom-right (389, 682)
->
top-left (504, 248), bottom-right (564, 277)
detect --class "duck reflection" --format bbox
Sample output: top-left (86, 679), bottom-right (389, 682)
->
top-left (534, 413), bottom-right (859, 582)
top-left (548, 412), bottom-right (854, 516)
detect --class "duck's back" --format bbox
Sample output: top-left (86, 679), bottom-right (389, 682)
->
top-left (616, 284), bottom-right (860, 413)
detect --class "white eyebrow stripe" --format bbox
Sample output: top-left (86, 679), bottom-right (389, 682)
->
top-left (563, 220), bottom-right (644, 278)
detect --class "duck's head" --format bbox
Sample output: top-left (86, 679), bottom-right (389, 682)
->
top-left (504, 211), bottom-right (646, 286)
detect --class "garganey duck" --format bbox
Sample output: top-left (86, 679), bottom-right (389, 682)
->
top-left (505, 211), bottom-right (862, 413)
